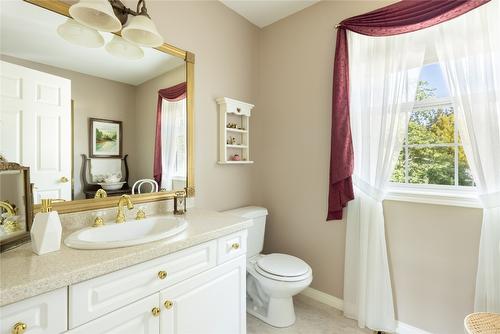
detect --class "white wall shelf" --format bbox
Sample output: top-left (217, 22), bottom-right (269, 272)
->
top-left (226, 128), bottom-right (248, 134)
top-left (226, 144), bottom-right (248, 148)
top-left (216, 97), bottom-right (254, 164)
top-left (217, 161), bottom-right (254, 165)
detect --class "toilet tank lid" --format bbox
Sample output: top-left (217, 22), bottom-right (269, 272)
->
top-left (223, 206), bottom-right (268, 219)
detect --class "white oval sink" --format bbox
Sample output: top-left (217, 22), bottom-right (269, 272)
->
top-left (64, 216), bottom-right (187, 250)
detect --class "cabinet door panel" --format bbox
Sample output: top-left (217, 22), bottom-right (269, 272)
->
top-left (67, 294), bottom-right (159, 334)
top-left (217, 230), bottom-right (247, 264)
top-left (0, 288), bottom-right (67, 334)
top-left (160, 256), bottom-right (246, 334)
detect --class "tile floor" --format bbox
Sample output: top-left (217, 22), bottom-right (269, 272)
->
top-left (247, 295), bottom-right (372, 334)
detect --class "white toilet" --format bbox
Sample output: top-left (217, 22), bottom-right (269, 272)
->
top-left (224, 206), bottom-right (313, 328)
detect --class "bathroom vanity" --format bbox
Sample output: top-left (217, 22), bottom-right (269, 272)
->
top-left (0, 209), bottom-right (250, 334)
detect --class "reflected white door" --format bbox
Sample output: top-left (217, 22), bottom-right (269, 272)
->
top-left (0, 60), bottom-right (71, 203)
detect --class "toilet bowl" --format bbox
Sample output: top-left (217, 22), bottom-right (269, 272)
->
top-left (223, 206), bottom-right (313, 328)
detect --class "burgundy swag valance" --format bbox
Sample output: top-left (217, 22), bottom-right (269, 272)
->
top-left (153, 82), bottom-right (187, 185)
top-left (327, 0), bottom-right (491, 220)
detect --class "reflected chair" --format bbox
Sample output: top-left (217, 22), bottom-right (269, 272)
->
top-left (132, 179), bottom-right (158, 194)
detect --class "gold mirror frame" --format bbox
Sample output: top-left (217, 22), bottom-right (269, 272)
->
top-left (24, 0), bottom-right (195, 214)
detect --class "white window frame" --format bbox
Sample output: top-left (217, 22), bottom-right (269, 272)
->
top-left (386, 79), bottom-right (479, 208)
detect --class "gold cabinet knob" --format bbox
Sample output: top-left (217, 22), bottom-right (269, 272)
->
top-left (151, 307), bottom-right (161, 317)
top-left (60, 176), bottom-right (69, 183)
top-left (164, 300), bottom-right (173, 309)
top-left (231, 243), bottom-right (240, 250)
top-left (12, 322), bottom-right (27, 334)
top-left (158, 271), bottom-right (167, 280)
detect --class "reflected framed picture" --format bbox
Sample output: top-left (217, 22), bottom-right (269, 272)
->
top-left (89, 118), bottom-right (122, 158)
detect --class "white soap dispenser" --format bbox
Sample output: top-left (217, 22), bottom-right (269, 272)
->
top-left (31, 199), bottom-right (62, 255)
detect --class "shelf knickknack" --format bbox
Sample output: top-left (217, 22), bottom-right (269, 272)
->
top-left (216, 97), bottom-right (254, 164)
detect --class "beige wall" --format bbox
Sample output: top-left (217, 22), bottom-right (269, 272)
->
top-left (139, 0), bottom-right (260, 209)
top-left (254, 1), bottom-right (483, 333)
top-left (133, 65), bottom-right (186, 184)
top-left (0, 55), bottom-right (136, 200)
top-left (384, 201), bottom-right (482, 333)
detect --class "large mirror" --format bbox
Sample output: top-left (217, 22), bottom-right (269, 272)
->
top-left (0, 0), bottom-right (194, 213)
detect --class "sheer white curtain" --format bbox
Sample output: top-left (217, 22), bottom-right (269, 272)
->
top-left (345, 30), bottom-right (426, 331)
top-left (434, 0), bottom-right (500, 313)
top-left (160, 98), bottom-right (185, 191)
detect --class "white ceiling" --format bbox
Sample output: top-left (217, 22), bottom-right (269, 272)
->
top-left (220, 0), bottom-right (320, 28)
top-left (0, 0), bottom-right (184, 86)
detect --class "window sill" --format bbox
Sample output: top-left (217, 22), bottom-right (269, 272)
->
top-left (385, 184), bottom-right (481, 208)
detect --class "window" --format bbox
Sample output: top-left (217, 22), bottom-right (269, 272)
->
top-left (390, 63), bottom-right (474, 188)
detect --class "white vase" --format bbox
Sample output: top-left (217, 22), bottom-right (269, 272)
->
top-left (31, 211), bottom-right (62, 255)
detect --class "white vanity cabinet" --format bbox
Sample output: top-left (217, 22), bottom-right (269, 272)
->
top-left (0, 229), bottom-right (248, 334)
top-left (67, 256), bottom-right (246, 334)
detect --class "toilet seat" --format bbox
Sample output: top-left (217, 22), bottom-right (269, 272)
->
top-left (254, 253), bottom-right (311, 282)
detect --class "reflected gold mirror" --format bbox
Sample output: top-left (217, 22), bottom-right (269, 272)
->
top-left (0, 0), bottom-right (194, 214)
top-left (0, 161), bottom-right (33, 252)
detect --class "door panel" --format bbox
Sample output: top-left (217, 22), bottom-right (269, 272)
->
top-left (0, 108), bottom-right (22, 162)
top-left (68, 294), bottom-right (159, 334)
top-left (0, 74), bottom-right (22, 99)
top-left (160, 256), bottom-right (246, 334)
top-left (35, 83), bottom-right (60, 105)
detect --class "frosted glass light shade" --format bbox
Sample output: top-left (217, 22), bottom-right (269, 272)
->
top-left (105, 35), bottom-right (144, 60)
top-left (57, 19), bottom-right (104, 48)
top-left (69, 0), bottom-right (122, 33)
top-left (121, 15), bottom-right (163, 47)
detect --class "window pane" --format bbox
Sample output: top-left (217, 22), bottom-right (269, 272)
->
top-left (458, 146), bottom-right (474, 186)
top-left (416, 64), bottom-right (450, 101)
top-left (408, 106), bottom-right (454, 144)
top-left (408, 147), bottom-right (454, 185)
top-left (391, 150), bottom-right (406, 183)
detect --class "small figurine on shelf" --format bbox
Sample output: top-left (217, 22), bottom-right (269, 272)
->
top-left (227, 137), bottom-right (237, 145)
top-left (232, 154), bottom-right (241, 161)
top-left (226, 122), bottom-right (238, 129)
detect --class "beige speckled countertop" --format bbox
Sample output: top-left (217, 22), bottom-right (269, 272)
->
top-left (0, 208), bottom-right (251, 306)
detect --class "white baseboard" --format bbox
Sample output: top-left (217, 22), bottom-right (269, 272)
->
top-left (299, 287), bottom-right (434, 334)
top-left (299, 287), bottom-right (344, 311)
top-left (396, 321), bottom-right (434, 334)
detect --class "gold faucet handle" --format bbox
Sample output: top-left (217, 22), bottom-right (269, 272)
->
top-left (93, 216), bottom-right (104, 227)
top-left (136, 208), bottom-right (146, 220)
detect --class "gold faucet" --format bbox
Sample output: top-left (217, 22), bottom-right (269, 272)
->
top-left (116, 195), bottom-right (134, 224)
top-left (0, 201), bottom-right (16, 223)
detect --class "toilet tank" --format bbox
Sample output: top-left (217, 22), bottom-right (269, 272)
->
top-left (223, 206), bottom-right (268, 258)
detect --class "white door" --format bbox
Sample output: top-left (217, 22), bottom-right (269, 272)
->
top-left (67, 293), bottom-right (160, 334)
top-left (160, 256), bottom-right (246, 334)
top-left (0, 60), bottom-right (72, 203)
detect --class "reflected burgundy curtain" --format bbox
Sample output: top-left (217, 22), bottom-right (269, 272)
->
top-left (327, 0), bottom-right (490, 220)
top-left (153, 82), bottom-right (187, 185)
